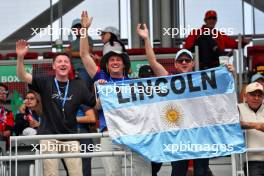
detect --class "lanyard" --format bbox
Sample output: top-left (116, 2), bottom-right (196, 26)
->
top-left (54, 78), bottom-right (69, 112)
top-left (28, 109), bottom-right (32, 115)
top-left (0, 106), bottom-right (4, 115)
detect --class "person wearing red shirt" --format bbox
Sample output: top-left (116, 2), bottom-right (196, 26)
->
top-left (184, 10), bottom-right (250, 70)
top-left (0, 83), bottom-right (14, 150)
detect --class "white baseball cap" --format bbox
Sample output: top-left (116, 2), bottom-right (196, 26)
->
top-left (175, 49), bottom-right (193, 61)
top-left (246, 82), bottom-right (264, 93)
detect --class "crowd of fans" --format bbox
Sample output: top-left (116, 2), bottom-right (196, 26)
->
top-left (0, 9), bottom-right (263, 176)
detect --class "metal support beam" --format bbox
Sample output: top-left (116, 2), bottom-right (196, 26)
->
top-left (148, 0), bottom-right (153, 47)
top-left (153, 0), bottom-right (161, 43)
top-left (161, 0), bottom-right (172, 47)
top-left (171, 0), bottom-right (180, 47)
top-left (130, 0), bottom-right (141, 48)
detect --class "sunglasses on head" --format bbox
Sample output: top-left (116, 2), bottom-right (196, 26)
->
top-left (176, 58), bottom-right (193, 64)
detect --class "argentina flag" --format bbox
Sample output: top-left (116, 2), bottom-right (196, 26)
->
top-left (97, 67), bottom-right (246, 162)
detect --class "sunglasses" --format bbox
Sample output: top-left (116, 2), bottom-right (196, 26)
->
top-left (25, 97), bottom-right (36, 101)
top-left (176, 58), bottom-right (193, 64)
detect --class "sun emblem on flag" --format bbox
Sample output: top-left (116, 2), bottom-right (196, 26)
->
top-left (161, 104), bottom-right (183, 128)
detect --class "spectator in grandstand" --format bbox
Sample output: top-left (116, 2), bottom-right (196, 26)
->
top-left (184, 10), bottom-right (250, 70)
top-left (239, 82), bottom-right (264, 176)
top-left (14, 90), bottom-right (42, 136)
top-left (76, 105), bottom-right (97, 176)
top-left (80, 11), bottom-right (151, 176)
top-left (100, 26), bottom-right (120, 44)
top-left (239, 73), bottom-right (264, 103)
top-left (14, 90), bottom-right (70, 175)
top-left (138, 65), bottom-right (155, 78)
top-left (100, 26), bottom-right (126, 55)
top-left (137, 23), bottom-right (235, 176)
top-left (251, 73), bottom-right (264, 87)
top-left (0, 83), bottom-right (14, 149)
top-left (16, 39), bottom-right (96, 176)
top-left (66, 18), bottom-right (98, 87)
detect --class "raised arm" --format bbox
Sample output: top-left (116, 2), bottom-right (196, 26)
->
top-left (16, 40), bottom-right (32, 84)
top-left (79, 11), bottom-right (97, 78)
top-left (137, 24), bottom-right (168, 76)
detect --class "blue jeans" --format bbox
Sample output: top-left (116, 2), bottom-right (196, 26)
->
top-left (171, 159), bottom-right (209, 176)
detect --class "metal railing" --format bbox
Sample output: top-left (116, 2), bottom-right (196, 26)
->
top-left (1, 132), bottom-right (264, 176)
top-left (0, 132), bottom-right (134, 176)
top-left (232, 147), bottom-right (264, 176)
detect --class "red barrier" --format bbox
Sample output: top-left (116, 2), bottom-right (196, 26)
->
top-left (247, 46), bottom-right (264, 74)
top-left (6, 52), bottom-right (39, 60)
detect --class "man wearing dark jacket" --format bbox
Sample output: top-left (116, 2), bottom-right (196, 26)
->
top-left (184, 10), bottom-right (250, 70)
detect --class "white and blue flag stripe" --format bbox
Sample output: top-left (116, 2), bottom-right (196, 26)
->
top-left (97, 67), bottom-right (246, 162)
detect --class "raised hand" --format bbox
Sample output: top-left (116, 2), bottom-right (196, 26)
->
top-left (81, 11), bottom-right (93, 29)
top-left (136, 23), bottom-right (149, 40)
top-left (16, 39), bottom-right (28, 58)
top-left (29, 119), bottom-right (40, 128)
top-left (226, 64), bottom-right (235, 72)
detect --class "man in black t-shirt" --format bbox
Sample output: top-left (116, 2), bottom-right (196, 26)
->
top-left (16, 39), bottom-right (95, 176)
